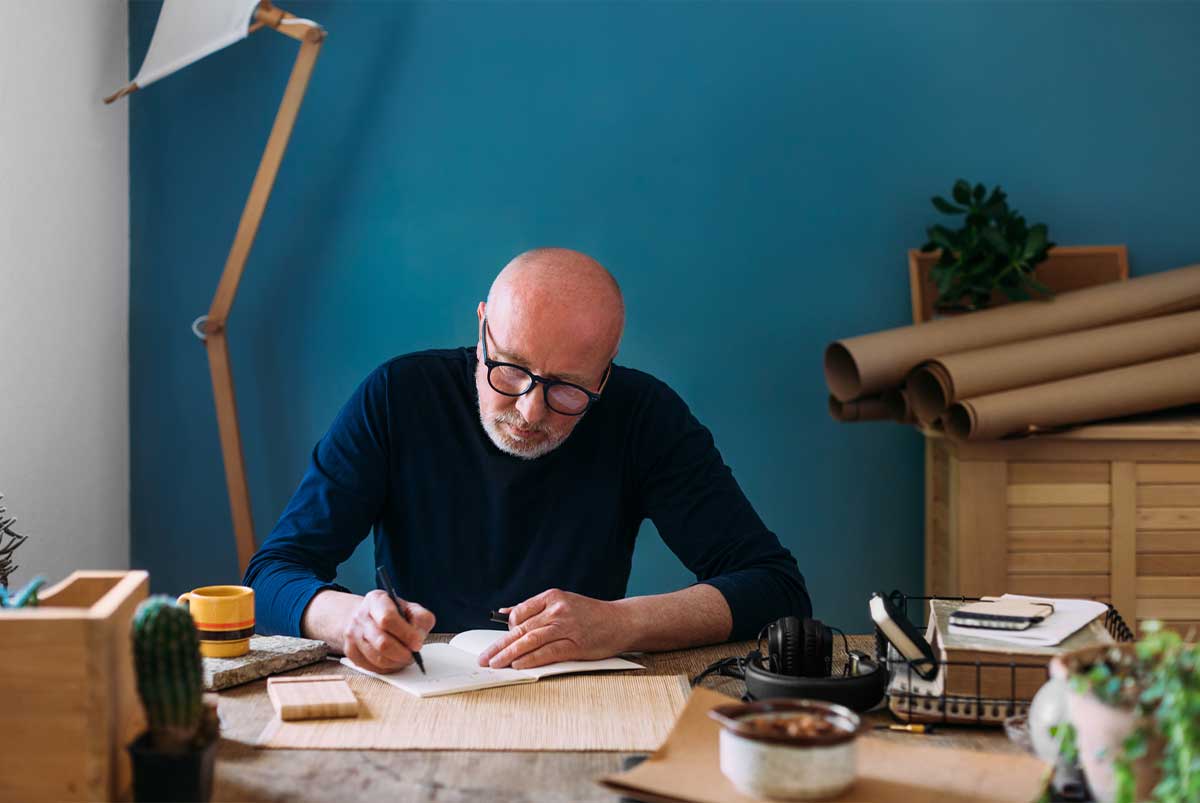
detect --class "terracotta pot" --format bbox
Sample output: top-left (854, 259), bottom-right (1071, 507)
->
top-left (1050, 645), bottom-right (1161, 803)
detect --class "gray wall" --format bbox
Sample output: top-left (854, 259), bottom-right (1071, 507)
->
top-left (0, 0), bottom-right (130, 586)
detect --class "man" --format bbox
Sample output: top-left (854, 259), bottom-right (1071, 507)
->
top-left (245, 248), bottom-right (810, 673)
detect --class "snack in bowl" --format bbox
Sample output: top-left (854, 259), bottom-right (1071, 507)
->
top-left (708, 699), bottom-right (861, 800)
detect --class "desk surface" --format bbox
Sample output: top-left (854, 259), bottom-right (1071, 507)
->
top-left (213, 634), bottom-right (1019, 802)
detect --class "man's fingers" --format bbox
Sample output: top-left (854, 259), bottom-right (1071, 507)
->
top-left (367, 590), bottom-right (426, 653)
top-left (405, 601), bottom-right (436, 637)
top-left (347, 632), bottom-right (410, 673)
top-left (477, 610), bottom-right (554, 665)
top-left (486, 621), bottom-right (563, 668)
top-left (511, 639), bottom-right (575, 670)
top-left (507, 588), bottom-right (557, 627)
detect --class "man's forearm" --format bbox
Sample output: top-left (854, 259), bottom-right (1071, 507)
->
top-left (612, 583), bottom-right (732, 652)
top-left (300, 589), bottom-right (363, 653)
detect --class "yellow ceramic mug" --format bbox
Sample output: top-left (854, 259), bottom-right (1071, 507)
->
top-left (177, 585), bottom-right (255, 658)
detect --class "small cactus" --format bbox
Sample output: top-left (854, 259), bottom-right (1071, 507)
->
top-left (132, 596), bottom-right (205, 751)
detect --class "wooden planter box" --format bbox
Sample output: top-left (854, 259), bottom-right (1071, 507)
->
top-left (925, 416), bottom-right (1200, 635)
top-left (0, 570), bottom-right (149, 802)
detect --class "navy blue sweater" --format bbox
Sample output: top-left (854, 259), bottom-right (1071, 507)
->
top-left (244, 348), bottom-right (811, 639)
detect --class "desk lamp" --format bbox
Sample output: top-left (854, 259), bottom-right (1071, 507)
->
top-left (107, 0), bottom-right (325, 574)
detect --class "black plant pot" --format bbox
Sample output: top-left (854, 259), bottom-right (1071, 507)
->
top-left (128, 732), bottom-right (217, 802)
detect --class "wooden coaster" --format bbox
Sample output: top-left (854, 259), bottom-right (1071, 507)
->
top-left (267, 675), bottom-right (360, 721)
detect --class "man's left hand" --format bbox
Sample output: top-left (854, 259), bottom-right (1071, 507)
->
top-left (477, 588), bottom-right (630, 669)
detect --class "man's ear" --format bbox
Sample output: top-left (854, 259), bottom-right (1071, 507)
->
top-left (475, 302), bottom-right (486, 361)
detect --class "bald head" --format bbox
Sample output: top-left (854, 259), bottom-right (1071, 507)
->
top-left (485, 248), bottom-right (624, 360)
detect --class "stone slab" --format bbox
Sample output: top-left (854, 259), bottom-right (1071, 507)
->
top-left (203, 635), bottom-right (329, 691)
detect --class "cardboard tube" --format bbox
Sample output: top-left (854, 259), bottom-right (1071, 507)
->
top-left (881, 387), bottom-right (917, 424)
top-left (824, 264), bottom-right (1200, 402)
top-left (828, 395), bottom-right (892, 422)
top-left (907, 309), bottom-right (1200, 424)
top-left (945, 352), bottom-right (1200, 440)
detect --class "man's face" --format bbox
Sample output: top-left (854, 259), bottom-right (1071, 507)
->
top-left (474, 309), bottom-right (610, 460)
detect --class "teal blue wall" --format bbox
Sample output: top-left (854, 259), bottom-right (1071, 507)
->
top-left (130, 1), bottom-right (1200, 631)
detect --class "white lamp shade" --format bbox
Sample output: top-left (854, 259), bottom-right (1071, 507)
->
top-left (132, 0), bottom-right (263, 89)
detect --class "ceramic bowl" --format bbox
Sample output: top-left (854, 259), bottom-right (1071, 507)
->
top-left (708, 699), bottom-right (861, 800)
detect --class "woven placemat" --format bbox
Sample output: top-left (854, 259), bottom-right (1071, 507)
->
top-left (256, 671), bottom-right (690, 751)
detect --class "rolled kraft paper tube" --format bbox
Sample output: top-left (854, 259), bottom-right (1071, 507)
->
top-left (881, 387), bottom-right (917, 424)
top-left (944, 351), bottom-right (1200, 441)
top-left (906, 309), bottom-right (1200, 424)
top-left (823, 263), bottom-right (1200, 402)
top-left (828, 394), bottom-right (892, 422)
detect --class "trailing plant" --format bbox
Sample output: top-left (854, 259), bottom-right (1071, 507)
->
top-left (132, 596), bottom-right (210, 752)
top-left (921, 179), bottom-right (1056, 311)
top-left (1068, 622), bottom-right (1200, 803)
top-left (0, 493), bottom-right (30, 590)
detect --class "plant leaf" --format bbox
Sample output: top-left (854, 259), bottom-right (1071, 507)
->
top-left (952, 179), bottom-right (972, 205)
top-left (931, 196), bottom-right (964, 215)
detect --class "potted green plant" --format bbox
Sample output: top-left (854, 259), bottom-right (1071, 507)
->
top-left (128, 596), bottom-right (220, 802)
top-left (920, 179), bottom-right (1056, 312)
top-left (1050, 622), bottom-right (1199, 803)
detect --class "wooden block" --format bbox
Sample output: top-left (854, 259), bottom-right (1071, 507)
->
top-left (267, 675), bottom-right (359, 721)
top-left (1138, 597), bottom-right (1200, 620)
top-left (1137, 554), bottom-right (1200, 575)
top-left (1007, 574), bottom-right (1110, 597)
top-left (1135, 576), bottom-right (1200, 598)
top-left (1137, 508), bottom-right (1200, 531)
top-left (1008, 506), bottom-right (1111, 529)
top-left (1137, 463), bottom-right (1200, 484)
top-left (1007, 483), bottom-right (1110, 506)
top-left (1009, 462), bottom-right (1110, 484)
top-left (1139, 531), bottom-right (1200, 553)
top-left (1007, 552), bottom-right (1109, 574)
top-left (1009, 529), bottom-right (1110, 552)
top-left (1137, 484), bottom-right (1200, 507)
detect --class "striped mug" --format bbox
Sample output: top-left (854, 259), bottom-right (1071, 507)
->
top-left (177, 585), bottom-right (254, 658)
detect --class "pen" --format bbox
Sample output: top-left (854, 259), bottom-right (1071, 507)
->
top-left (874, 723), bottom-right (935, 734)
top-left (375, 565), bottom-right (425, 674)
top-left (489, 609), bottom-right (510, 626)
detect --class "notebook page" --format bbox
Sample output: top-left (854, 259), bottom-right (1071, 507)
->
top-left (340, 643), bottom-right (533, 698)
top-left (448, 630), bottom-right (644, 680)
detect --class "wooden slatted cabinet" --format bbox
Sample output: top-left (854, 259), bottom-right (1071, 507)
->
top-left (924, 414), bottom-right (1200, 635)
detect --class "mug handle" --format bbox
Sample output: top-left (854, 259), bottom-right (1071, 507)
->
top-left (177, 592), bottom-right (190, 608)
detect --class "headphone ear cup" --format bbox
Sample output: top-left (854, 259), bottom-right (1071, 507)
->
top-left (769, 616), bottom-right (802, 676)
top-left (801, 618), bottom-right (823, 677)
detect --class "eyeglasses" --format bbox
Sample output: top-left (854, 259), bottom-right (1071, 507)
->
top-left (480, 317), bottom-right (610, 416)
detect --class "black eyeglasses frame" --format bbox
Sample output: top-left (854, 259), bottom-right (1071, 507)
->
top-left (480, 317), bottom-right (610, 416)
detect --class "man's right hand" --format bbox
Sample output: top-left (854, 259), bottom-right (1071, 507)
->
top-left (341, 590), bottom-right (436, 673)
top-left (301, 588), bottom-right (436, 673)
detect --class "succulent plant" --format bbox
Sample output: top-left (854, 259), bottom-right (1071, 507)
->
top-left (0, 575), bottom-right (45, 608)
top-left (132, 596), bottom-right (205, 751)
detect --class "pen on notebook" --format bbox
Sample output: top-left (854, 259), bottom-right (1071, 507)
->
top-left (375, 565), bottom-right (425, 674)
top-left (489, 609), bottom-right (510, 626)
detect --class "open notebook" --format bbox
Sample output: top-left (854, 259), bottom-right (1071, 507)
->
top-left (340, 629), bottom-right (644, 698)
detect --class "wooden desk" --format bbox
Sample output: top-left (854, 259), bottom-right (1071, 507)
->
top-left (213, 635), bottom-right (1019, 802)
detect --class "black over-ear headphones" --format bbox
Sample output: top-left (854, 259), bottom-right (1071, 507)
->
top-left (692, 616), bottom-right (887, 713)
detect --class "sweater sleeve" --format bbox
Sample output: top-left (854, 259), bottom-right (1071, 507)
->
top-left (243, 366), bottom-right (393, 636)
top-left (632, 378), bottom-right (811, 641)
